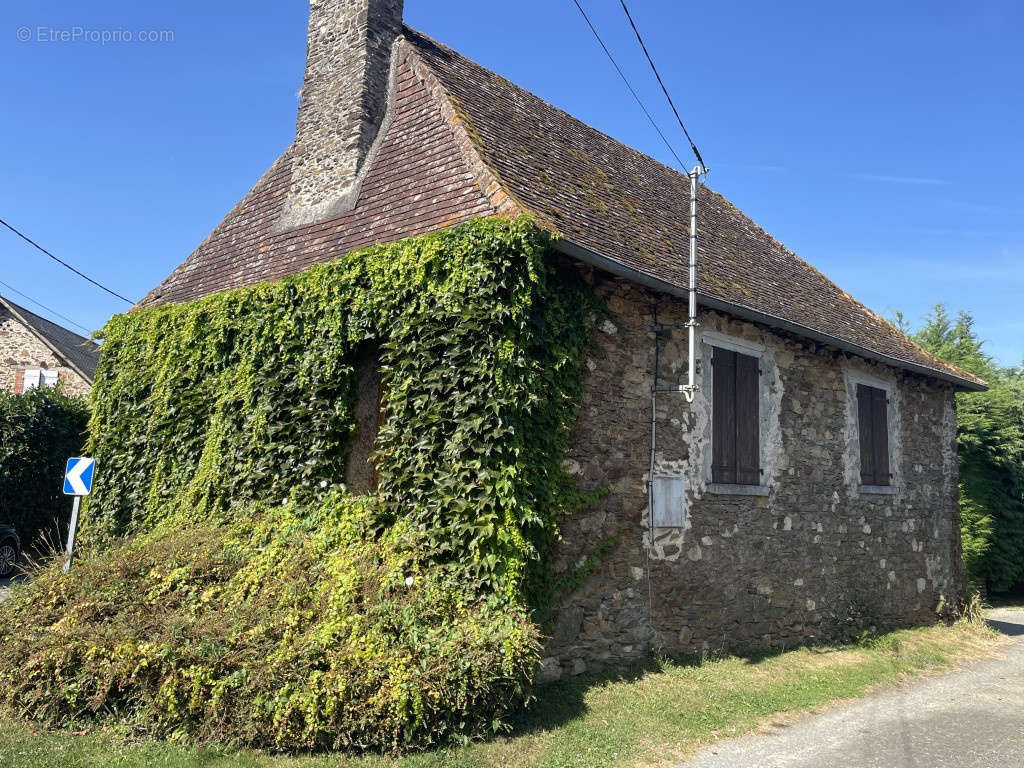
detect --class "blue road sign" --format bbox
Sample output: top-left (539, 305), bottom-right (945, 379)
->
top-left (63, 457), bottom-right (95, 496)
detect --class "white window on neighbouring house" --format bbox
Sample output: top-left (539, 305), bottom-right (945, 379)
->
top-left (22, 368), bottom-right (59, 391)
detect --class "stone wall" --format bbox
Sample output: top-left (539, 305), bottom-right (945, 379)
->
top-left (543, 270), bottom-right (961, 677)
top-left (0, 307), bottom-right (91, 397)
top-left (281, 0), bottom-right (404, 228)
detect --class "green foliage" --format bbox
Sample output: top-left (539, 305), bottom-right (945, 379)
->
top-left (0, 384), bottom-right (89, 547)
top-left (84, 216), bottom-right (594, 601)
top-left (0, 493), bottom-right (537, 752)
top-left (0, 216), bottom-right (597, 752)
top-left (910, 305), bottom-right (1024, 591)
top-left (0, 619), bottom-right (999, 768)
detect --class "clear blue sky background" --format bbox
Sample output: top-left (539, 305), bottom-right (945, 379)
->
top-left (2, 1), bottom-right (1021, 364)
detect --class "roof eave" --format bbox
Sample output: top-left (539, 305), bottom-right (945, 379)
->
top-left (0, 296), bottom-right (96, 385)
top-left (555, 239), bottom-right (987, 393)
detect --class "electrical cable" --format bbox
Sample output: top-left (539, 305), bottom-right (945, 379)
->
top-left (0, 277), bottom-right (93, 335)
top-left (569, 0), bottom-right (687, 171)
top-left (617, 0), bottom-right (706, 171)
top-left (0, 217), bottom-right (135, 304)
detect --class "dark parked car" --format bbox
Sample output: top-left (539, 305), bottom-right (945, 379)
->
top-left (0, 526), bottom-right (20, 578)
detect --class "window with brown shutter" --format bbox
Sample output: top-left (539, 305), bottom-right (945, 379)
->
top-left (856, 383), bottom-right (890, 486)
top-left (712, 347), bottom-right (760, 485)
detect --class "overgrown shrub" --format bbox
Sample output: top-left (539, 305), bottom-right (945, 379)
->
top-left (0, 216), bottom-right (596, 751)
top-left (0, 493), bottom-right (538, 751)
top-left (0, 384), bottom-right (89, 548)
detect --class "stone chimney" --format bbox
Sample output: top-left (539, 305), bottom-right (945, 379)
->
top-left (280, 0), bottom-right (404, 228)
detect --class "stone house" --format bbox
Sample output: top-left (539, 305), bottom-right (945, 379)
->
top-left (142, 0), bottom-right (986, 674)
top-left (0, 296), bottom-right (97, 397)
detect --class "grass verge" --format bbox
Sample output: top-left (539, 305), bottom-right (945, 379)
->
top-left (0, 620), bottom-right (1003, 768)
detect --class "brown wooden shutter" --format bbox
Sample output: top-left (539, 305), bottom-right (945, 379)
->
top-left (871, 387), bottom-right (890, 485)
top-left (13, 369), bottom-right (24, 395)
top-left (857, 384), bottom-right (890, 486)
top-left (712, 347), bottom-right (760, 485)
top-left (735, 352), bottom-right (760, 485)
top-left (712, 348), bottom-right (736, 483)
top-left (856, 384), bottom-right (875, 484)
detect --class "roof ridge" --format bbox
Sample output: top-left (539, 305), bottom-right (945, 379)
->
top-left (139, 21), bottom-right (985, 391)
top-left (401, 25), bottom-right (689, 183)
top-left (704, 193), bottom-right (984, 387)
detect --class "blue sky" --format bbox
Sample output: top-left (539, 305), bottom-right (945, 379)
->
top-left (2, 1), bottom-right (1022, 365)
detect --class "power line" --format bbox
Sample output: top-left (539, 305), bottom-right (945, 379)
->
top-left (0, 277), bottom-right (93, 335)
top-left (617, 0), bottom-right (706, 171)
top-left (0, 217), bottom-right (135, 305)
top-left (569, 0), bottom-right (687, 171)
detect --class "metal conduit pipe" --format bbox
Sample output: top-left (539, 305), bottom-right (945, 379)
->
top-left (682, 164), bottom-right (705, 403)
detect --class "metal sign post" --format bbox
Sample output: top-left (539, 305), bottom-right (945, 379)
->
top-left (62, 457), bottom-right (94, 573)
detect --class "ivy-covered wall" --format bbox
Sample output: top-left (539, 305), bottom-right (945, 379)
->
top-left (0, 217), bottom-right (597, 751)
top-left (85, 216), bottom-right (593, 599)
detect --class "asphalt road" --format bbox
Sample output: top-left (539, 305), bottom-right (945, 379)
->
top-left (682, 607), bottom-right (1024, 768)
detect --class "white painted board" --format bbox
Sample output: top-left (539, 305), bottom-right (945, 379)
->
top-left (652, 475), bottom-right (686, 527)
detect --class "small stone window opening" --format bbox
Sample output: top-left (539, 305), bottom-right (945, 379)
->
top-left (344, 346), bottom-right (384, 494)
top-left (856, 383), bottom-right (891, 486)
top-left (711, 347), bottom-right (760, 485)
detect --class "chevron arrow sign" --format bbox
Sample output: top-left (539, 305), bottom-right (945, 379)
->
top-left (63, 457), bottom-right (95, 496)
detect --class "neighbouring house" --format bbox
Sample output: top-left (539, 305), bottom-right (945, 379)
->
top-left (0, 296), bottom-right (98, 397)
top-left (142, 0), bottom-right (986, 675)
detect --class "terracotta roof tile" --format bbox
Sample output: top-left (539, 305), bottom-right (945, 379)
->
top-left (403, 28), bottom-right (984, 390)
top-left (142, 25), bottom-right (983, 391)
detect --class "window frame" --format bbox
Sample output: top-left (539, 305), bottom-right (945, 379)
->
top-left (21, 367), bottom-right (59, 392)
top-left (845, 370), bottom-right (900, 495)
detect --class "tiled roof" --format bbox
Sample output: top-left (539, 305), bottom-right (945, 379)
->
top-left (0, 296), bottom-right (100, 382)
top-left (142, 25), bottom-right (984, 391)
top-left (139, 45), bottom-right (501, 307)
top-left (403, 29), bottom-right (984, 391)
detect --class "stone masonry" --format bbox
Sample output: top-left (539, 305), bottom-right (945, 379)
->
top-left (136, 1), bottom-right (974, 681)
top-left (280, 0), bottom-right (404, 228)
top-left (542, 269), bottom-right (961, 678)
top-left (0, 306), bottom-right (91, 397)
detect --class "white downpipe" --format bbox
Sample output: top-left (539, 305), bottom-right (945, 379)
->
top-left (682, 165), bottom-right (704, 403)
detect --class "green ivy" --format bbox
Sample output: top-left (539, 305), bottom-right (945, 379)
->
top-left (85, 215), bottom-right (594, 600)
top-left (0, 216), bottom-right (598, 752)
top-left (0, 493), bottom-right (538, 752)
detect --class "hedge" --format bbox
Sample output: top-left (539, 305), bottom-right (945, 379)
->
top-left (0, 384), bottom-right (89, 550)
top-left (0, 494), bottom-right (538, 751)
